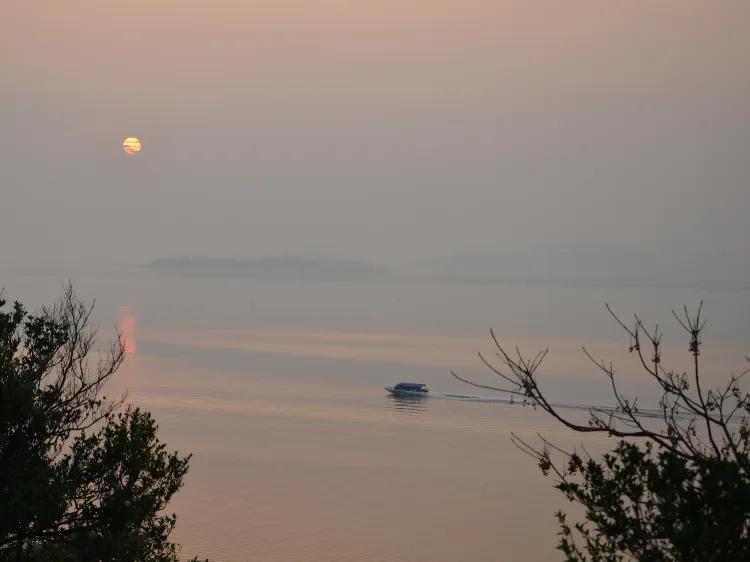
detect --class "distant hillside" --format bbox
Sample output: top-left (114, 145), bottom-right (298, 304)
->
top-left (400, 247), bottom-right (750, 290)
top-left (148, 256), bottom-right (390, 281)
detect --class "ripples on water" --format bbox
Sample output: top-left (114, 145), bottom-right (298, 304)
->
top-left (385, 395), bottom-right (430, 415)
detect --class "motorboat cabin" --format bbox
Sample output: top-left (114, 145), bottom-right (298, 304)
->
top-left (385, 383), bottom-right (429, 396)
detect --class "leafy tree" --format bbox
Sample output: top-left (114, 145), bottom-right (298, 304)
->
top-left (0, 286), bottom-right (193, 561)
top-left (454, 303), bottom-right (750, 561)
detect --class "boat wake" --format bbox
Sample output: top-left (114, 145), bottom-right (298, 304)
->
top-left (396, 390), bottom-right (690, 421)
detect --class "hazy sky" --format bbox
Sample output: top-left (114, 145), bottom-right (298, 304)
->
top-left (2, 1), bottom-right (748, 265)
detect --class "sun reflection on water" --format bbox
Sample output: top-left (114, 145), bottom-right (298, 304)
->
top-left (119, 306), bottom-right (136, 354)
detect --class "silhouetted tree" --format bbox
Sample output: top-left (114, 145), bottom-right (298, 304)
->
top-left (454, 303), bottom-right (750, 561)
top-left (0, 285), bottom-right (193, 561)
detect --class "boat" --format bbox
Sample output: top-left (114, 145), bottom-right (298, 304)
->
top-left (385, 383), bottom-right (429, 397)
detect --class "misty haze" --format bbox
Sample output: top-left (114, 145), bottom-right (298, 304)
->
top-left (2, 2), bottom-right (749, 562)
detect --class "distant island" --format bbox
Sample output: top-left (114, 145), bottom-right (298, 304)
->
top-left (148, 256), bottom-right (390, 281)
top-left (147, 249), bottom-right (748, 290)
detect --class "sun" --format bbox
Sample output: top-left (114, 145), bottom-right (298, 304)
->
top-left (122, 137), bottom-right (142, 155)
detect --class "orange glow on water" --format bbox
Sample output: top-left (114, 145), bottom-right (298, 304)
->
top-left (119, 306), bottom-right (137, 354)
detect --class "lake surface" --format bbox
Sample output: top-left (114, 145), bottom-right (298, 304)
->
top-left (2, 264), bottom-right (748, 561)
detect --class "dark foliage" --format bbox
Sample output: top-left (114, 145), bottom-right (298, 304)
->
top-left (455, 304), bottom-right (750, 561)
top-left (0, 286), bottom-right (192, 561)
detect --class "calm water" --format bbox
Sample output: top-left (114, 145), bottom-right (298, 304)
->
top-left (2, 264), bottom-right (748, 561)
